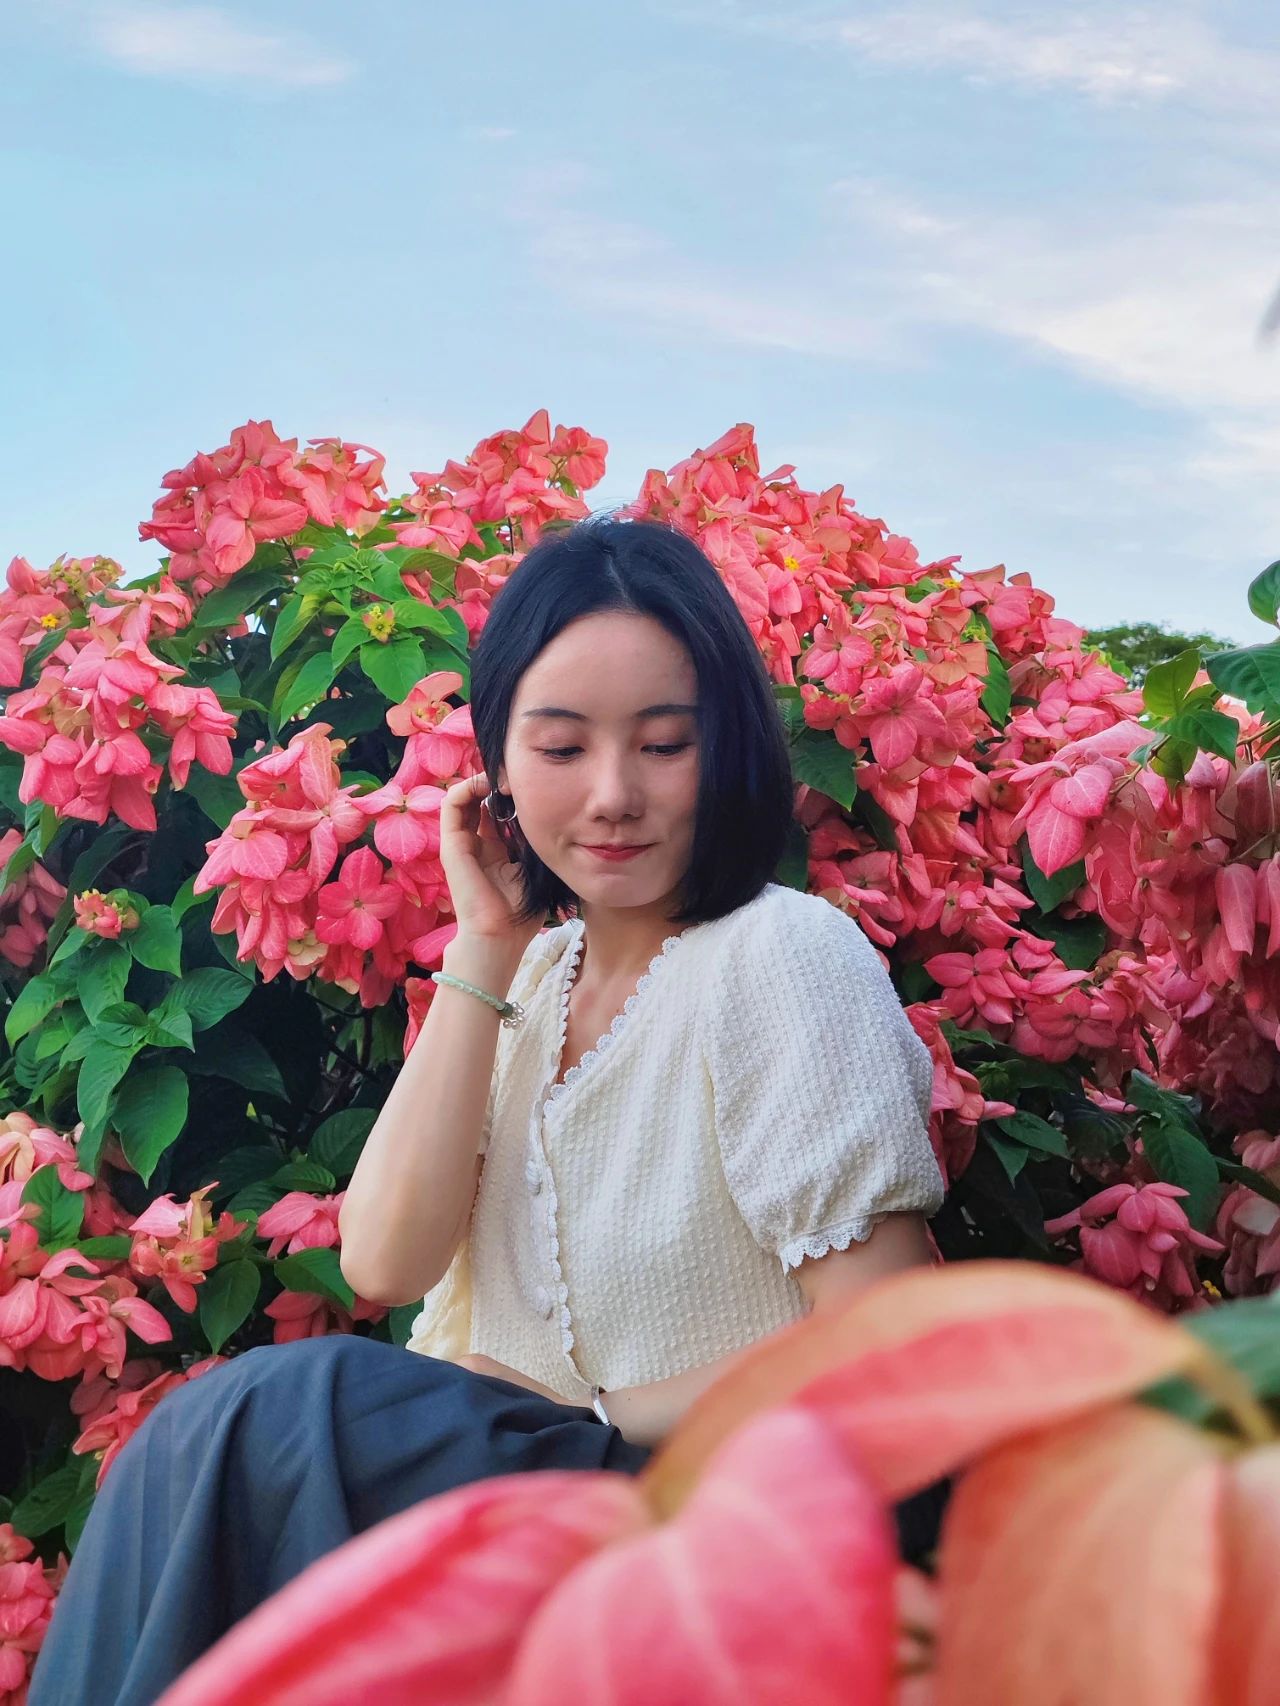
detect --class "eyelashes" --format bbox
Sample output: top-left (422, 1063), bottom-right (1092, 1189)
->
top-left (540, 744), bottom-right (692, 761)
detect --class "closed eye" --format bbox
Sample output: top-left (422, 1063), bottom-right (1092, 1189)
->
top-left (541, 744), bottom-right (691, 760)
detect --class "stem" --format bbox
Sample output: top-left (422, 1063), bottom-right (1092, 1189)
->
top-left (1188, 1344), bottom-right (1276, 1446)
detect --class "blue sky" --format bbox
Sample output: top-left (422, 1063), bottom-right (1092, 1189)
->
top-left (4, 0), bottom-right (1280, 643)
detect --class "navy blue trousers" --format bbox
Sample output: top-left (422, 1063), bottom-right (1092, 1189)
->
top-left (29, 1334), bottom-right (952, 1705)
top-left (29, 1336), bottom-right (650, 1706)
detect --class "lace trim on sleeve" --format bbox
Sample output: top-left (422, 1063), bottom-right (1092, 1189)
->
top-left (777, 1214), bottom-right (885, 1276)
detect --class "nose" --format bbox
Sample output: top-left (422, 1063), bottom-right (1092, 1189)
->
top-left (583, 753), bottom-right (646, 823)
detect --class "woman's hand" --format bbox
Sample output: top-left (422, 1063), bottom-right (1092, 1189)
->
top-left (454, 1353), bottom-right (567, 1404)
top-left (438, 772), bottom-right (544, 954)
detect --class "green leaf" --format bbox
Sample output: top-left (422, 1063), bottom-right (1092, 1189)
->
top-left (1214, 1156), bottom-right (1280, 1213)
top-left (275, 648), bottom-right (338, 725)
top-left (787, 727), bottom-right (857, 810)
top-left (1248, 560), bottom-right (1280, 628)
top-left (11, 1461), bottom-right (83, 1539)
top-left (1141, 1121), bottom-right (1221, 1231)
top-left (21, 1163), bottom-right (85, 1248)
top-left (309, 1108), bottom-right (378, 1178)
top-left (269, 592), bottom-right (321, 661)
top-left (1143, 1297), bottom-right (1280, 1426)
top-left (992, 1110), bottom-right (1070, 1158)
top-left (50, 926), bottom-right (89, 968)
top-left (772, 817), bottom-right (810, 893)
top-left (161, 967), bottom-right (253, 1031)
top-left (270, 1159), bottom-right (337, 1193)
top-left (198, 1259), bottom-right (262, 1353)
top-left (359, 635), bottom-right (427, 705)
top-left (129, 904), bottom-right (183, 975)
top-left (187, 1021), bottom-right (286, 1098)
top-left (1161, 707), bottom-right (1241, 763)
top-left (171, 875), bottom-right (208, 922)
top-left (330, 615), bottom-right (368, 671)
top-left (772, 684), bottom-right (809, 738)
top-left (148, 1008), bottom-right (195, 1051)
top-left (1125, 1069), bottom-right (1200, 1130)
top-left (112, 1064), bottom-right (190, 1183)
top-left (62, 1457), bottom-right (102, 1553)
top-left (1143, 647), bottom-right (1201, 719)
top-left (183, 766), bottom-right (246, 830)
top-left (986, 1131), bottom-right (1030, 1182)
top-left (1150, 735), bottom-right (1198, 785)
top-left (388, 1301), bottom-right (420, 1347)
top-left (1023, 910), bottom-right (1108, 971)
top-left (79, 942), bottom-right (131, 1023)
top-left (274, 1246), bottom-right (355, 1310)
top-left (0, 837), bottom-right (36, 890)
top-left (390, 599), bottom-right (455, 637)
top-left (194, 567), bottom-right (287, 630)
top-left (980, 646), bottom-right (1012, 728)
top-left (92, 1002), bottom-right (150, 1049)
top-left (1206, 643), bottom-right (1280, 715)
top-left (1020, 841), bottom-right (1086, 914)
top-left (75, 1234), bottom-right (132, 1259)
top-left (903, 576), bottom-right (941, 604)
top-left (207, 1145), bottom-right (281, 1200)
top-left (76, 1038), bottom-right (136, 1130)
top-left (5, 972), bottom-right (61, 1045)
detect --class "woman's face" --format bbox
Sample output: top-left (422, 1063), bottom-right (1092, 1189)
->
top-left (497, 611), bottom-right (701, 914)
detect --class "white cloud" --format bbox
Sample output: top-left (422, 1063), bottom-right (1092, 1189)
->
top-left (832, 178), bottom-right (1280, 418)
top-left (89, 3), bottom-right (352, 87)
top-left (505, 165), bottom-right (926, 362)
top-left (701, 2), bottom-right (1280, 112)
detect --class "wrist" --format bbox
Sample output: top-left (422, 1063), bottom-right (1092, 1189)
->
top-left (442, 935), bottom-right (525, 992)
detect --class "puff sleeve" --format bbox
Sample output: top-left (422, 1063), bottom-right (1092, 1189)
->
top-left (703, 890), bottom-right (945, 1274)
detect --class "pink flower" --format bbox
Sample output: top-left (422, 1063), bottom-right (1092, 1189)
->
top-left (1044, 1181), bottom-right (1224, 1312)
top-left (74, 1357), bottom-right (225, 1486)
top-left (128, 1186), bottom-right (245, 1313)
top-left (315, 849), bottom-right (400, 952)
top-left (263, 1289), bottom-right (385, 1343)
top-left (255, 1191), bottom-right (344, 1259)
top-left (0, 1523), bottom-right (63, 1701)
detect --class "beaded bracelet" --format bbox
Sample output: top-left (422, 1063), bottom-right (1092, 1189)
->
top-left (428, 970), bottom-right (526, 1028)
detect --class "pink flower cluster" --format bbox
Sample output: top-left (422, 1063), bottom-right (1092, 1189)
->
top-left (0, 831), bottom-right (64, 970)
top-left (0, 1522), bottom-right (65, 1706)
top-left (139, 420), bottom-right (387, 596)
top-left (71, 888), bottom-right (139, 939)
top-left (72, 1355), bottom-right (226, 1488)
top-left (193, 673), bottom-right (481, 1005)
top-left (0, 1191), bottom-right (171, 1383)
top-left (1043, 1180), bottom-right (1224, 1310)
top-left (128, 1185), bottom-right (245, 1313)
top-left (0, 551), bottom-right (121, 690)
top-left (393, 408), bottom-right (606, 643)
top-left (0, 578), bottom-right (236, 831)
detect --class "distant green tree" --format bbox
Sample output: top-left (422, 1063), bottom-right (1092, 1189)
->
top-left (1082, 620), bottom-right (1234, 688)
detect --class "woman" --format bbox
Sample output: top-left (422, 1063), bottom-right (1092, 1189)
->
top-left (31, 516), bottom-right (950, 1705)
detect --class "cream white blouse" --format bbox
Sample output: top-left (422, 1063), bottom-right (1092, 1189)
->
top-left (406, 880), bottom-right (944, 1402)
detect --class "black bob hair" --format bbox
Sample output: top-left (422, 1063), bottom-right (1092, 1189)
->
top-left (468, 513), bottom-right (796, 929)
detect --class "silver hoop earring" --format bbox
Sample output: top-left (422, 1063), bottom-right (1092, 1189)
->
top-left (485, 789), bottom-right (518, 824)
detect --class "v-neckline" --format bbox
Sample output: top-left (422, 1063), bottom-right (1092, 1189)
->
top-left (542, 915), bottom-right (705, 1107)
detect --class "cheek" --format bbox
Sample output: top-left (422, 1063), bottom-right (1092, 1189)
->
top-left (509, 762), bottom-right (576, 824)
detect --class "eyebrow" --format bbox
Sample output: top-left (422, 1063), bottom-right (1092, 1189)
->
top-left (520, 703), bottom-right (699, 722)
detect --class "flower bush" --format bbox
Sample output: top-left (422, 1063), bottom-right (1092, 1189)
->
top-left (1, 410), bottom-right (1279, 1699)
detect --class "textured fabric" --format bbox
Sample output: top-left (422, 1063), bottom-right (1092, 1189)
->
top-left (409, 881), bottom-right (945, 1403)
top-left (28, 1335), bottom-right (649, 1706)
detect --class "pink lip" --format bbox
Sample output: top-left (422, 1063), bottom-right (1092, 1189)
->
top-left (582, 844), bottom-right (651, 861)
